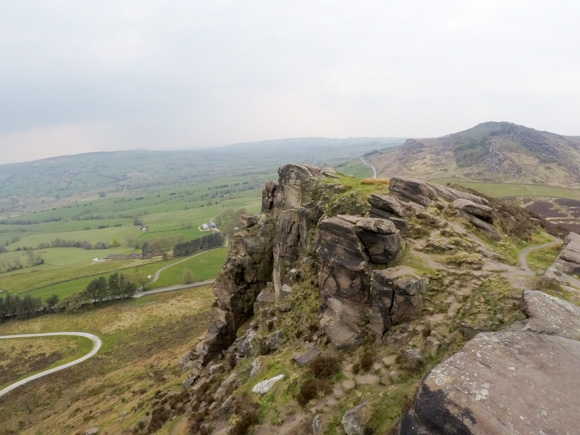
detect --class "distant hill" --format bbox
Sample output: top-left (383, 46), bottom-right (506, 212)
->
top-left (0, 137), bottom-right (404, 200)
top-left (370, 122), bottom-right (580, 187)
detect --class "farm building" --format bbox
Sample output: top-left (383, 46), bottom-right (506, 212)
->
top-left (201, 222), bottom-right (217, 231)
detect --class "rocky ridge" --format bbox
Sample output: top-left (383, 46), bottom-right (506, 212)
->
top-left (142, 164), bottom-right (579, 434)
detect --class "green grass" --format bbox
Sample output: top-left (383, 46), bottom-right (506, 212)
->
top-left (527, 244), bottom-right (562, 274)
top-left (0, 284), bottom-right (216, 434)
top-left (336, 159), bottom-right (373, 179)
top-left (23, 247), bottom-right (227, 301)
top-left (0, 335), bottom-right (94, 391)
top-left (150, 248), bottom-right (227, 288)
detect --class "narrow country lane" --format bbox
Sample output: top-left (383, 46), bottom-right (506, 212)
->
top-left (359, 157), bottom-right (377, 179)
top-left (0, 332), bottom-right (102, 398)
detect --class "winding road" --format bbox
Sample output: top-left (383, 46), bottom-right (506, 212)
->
top-left (359, 157), bottom-right (377, 179)
top-left (0, 249), bottom-right (223, 398)
top-left (0, 332), bottom-right (102, 398)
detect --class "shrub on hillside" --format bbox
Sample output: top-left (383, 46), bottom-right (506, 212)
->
top-left (309, 355), bottom-right (341, 379)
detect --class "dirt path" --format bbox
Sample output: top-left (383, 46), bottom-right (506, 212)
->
top-left (518, 240), bottom-right (562, 275)
top-left (0, 332), bottom-right (102, 398)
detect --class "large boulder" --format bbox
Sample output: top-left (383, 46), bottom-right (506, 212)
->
top-left (519, 289), bottom-right (580, 340)
top-left (272, 206), bottom-right (322, 300)
top-left (318, 216), bottom-right (373, 349)
top-left (546, 232), bottom-right (580, 277)
top-left (401, 292), bottom-right (580, 434)
top-left (400, 330), bottom-right (580, 435)
top-left (453, 199), bottom-right (493, 224)
top-left (354, 216), bottom-right (401, 265)
top-left (368, 193), bottom-right (406, 217)
top-left (318, 215), bottom-right (405, 348)
top-left (389, 176), bottom-right (489, 207)
top-left (389, 177), bottom-right (438, 207)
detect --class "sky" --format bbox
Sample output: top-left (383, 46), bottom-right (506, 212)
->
top-left (0, 1), bottom-right (579, 164)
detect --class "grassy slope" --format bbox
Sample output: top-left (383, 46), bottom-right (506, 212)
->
top-left (0, 286), bottom-right (215, 434)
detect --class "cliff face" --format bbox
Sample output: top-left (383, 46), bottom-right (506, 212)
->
top-left (197, 164), bottom-right (414, 361)
top-left (171, 164), bottom-right (580, 435)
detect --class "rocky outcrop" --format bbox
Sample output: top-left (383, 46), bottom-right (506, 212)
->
top-left (318, 216), bottom-right (374, 350)
top-left (342, 402), bottom-right (370, 435)
top-left (519, 289), bottom-right (580, 340)
top-left (453, 199), bottom-right (501, 240)
top-left (196, 164), bottom-right (332, 364)
top-left (452, 199), bottom-right (493, 224)
top-left (369, 267), bottom-right (427, 337)
top-left (389, 177), bottom-right (489, 208)
top-left (368, 193), bottom-right (406, 217)
top-left (317, 215), bottom-right (404, 348)
top-left (199, 215), bottom-right (275, 363)
top-left (546, 232), bottom-right (580, 277)
top-left (400, 290), bottom-right (580, 434)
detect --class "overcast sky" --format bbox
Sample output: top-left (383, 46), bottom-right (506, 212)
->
top-left (0, 1), bottom-right (579, 164)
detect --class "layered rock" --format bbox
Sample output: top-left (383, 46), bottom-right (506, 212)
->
top-left (317, 215), bottom-right (405, 349)
top-left (400, 290), bottom-right (580, 434)
top-left (196, 164), bottom-right (332, 364)
top-left (453, 198), bottom-right (501, 240)
top-left (519, 289), bottom-right (580, 340)
top-left (546, 232), bottom-right (580, 278)
top-left (199, 215), bottom-right (275, 363)
top-left (389, 176), bottom-right (489, 207)
top-left (369, 267), bottom-right (427, 337)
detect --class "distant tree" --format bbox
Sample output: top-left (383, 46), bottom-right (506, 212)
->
top-left (4, 293), bottom-right (16, 317)
top-left (26, 250), bottom-right (44, 267)
top-left (108, 273), bottom-right (121, 298)
top-left (119, 274), bottom-right (137, 297)
top-left (0, 296), bottom-right (6, 322)
top-left (18, 295), bottom-right (41, 318)
top-left (94, 241), bottom-right (109, 249)
top-left (133, 214), bottom-right (142, 226)
top-left (111, 238), bottom-right (121, 247)
top-left (183, 269), bottom-right (194, 284)
top-left (45, 295), bottom-right (59, 312)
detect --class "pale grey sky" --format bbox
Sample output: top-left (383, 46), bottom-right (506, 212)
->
top-left (0, 1), bottom-right (579, 164)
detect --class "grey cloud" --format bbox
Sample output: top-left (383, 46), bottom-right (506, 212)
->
top-left (0, 1), bottom-right (579, 163)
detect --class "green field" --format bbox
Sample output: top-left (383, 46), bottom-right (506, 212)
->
top-left (16, 247), bottom-right (227, 301)
top-left (150, 248), bottom-right (227, 288)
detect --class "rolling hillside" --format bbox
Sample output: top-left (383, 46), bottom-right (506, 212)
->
top-left (371, 122), bottom-right (580, 187)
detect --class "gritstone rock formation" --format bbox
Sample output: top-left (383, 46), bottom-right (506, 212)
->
top-left (400, 290), bottom-right (580, 434)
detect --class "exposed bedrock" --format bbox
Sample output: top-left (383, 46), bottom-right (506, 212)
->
top-left (317, 215), bottom-right (407, 349)
top-left (198, 215), bottom-right (275, 364)
top-left (400, 289), bottom-right (580, 434)
top-left (198, 164), bottom-right (333, 364)
top-left (546, 231), bottom-right (580, 277)
top-left (389, 176), bottom-right (489, 207)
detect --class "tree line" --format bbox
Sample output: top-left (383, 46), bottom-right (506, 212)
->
top-left (0, 293), bottom-right (59, 321)
top-left (173, 232), bottom-right (224, 257)
top-left (0, 272), bottom-right (137, 323)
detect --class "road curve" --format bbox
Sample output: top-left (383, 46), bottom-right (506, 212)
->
top-left (518, 240), bottom-right (562, 274)
top-left (133, 279), bottom-right (215, 298)
top-left (0, 332), bottom-right (102, 398)
top-left (359, 157), bottom-right (377, 179)
top-left (151, 249), bottom-right (217, 283)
